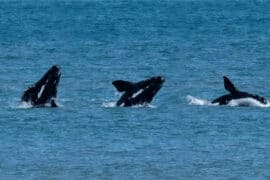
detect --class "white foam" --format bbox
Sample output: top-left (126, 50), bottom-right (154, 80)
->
top-left (9, 98), bottom-right (64, 109)
top-left (17, 101), bottom-right (33, 109)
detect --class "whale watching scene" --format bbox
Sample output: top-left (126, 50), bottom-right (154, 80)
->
top-left (1, 0), bottom-right (270, 179)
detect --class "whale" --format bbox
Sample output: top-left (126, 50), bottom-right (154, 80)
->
top-left (112, 76), bottom-right (165, 107)
top-left (21, 65), bottom-right (61, 107)
top-left (212, 76), bottom-right (267, 106)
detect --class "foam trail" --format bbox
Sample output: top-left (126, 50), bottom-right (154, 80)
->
top-left (186, 95), bottom-right (213, 106)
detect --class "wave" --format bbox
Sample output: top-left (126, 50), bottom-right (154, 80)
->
top-left (187, 95), bottom-right (270, 108)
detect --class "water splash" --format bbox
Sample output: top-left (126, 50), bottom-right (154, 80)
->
top-left (101, 102), bottom-right (117, 108)
top-left (186, 95), bottom-right (213, 106)
top-left (16, 102), bottom-right (33, 109)
top-left (9, 99), bottom-right (64, 109)
top-left (131, 104), bottom-right (156, 108)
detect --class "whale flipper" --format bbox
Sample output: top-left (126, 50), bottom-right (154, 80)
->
top-left (223, 76), bottom-right (238, 94)
top-left (22, 86), bottom-right (38, 103)
top-left (112, 80), bottom-right (133, 92)
top-left (50, 99), bottom-right (58, 107)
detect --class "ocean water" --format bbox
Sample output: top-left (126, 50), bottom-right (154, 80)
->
top-left (1, 0), bottom-right (270, 179)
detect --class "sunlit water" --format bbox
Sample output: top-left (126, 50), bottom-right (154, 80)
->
top-left (1, 0), bottom-right (270, 179)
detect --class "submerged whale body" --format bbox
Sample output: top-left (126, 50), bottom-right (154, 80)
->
top-left (212, 76), bottom-right (267, 106)
top-left (21, 65), bottom-right (61, 107)
top-left (112, 76), bottom-right (165, 107)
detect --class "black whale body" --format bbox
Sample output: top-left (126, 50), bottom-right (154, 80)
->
top-left (212, 76), bottom-right (267, 105)
top-left (112, 76), bottom-right (165, 107)
top-left (22, 65), bottom-right (61, 107)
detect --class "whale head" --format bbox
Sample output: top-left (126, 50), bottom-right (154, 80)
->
top-left (22, 65), bottom-right (61, 107)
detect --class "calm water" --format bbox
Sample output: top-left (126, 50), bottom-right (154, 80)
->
top-left (1, 0), bottom-right (270, 179)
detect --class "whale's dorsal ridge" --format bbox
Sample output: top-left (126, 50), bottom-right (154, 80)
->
top-left (223, 76), bottom-right (238, 94)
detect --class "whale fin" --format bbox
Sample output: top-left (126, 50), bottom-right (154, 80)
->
top-left (112, 80), bottom-right (133, 92)
top-left (51, 99), bottom-right (58, 107)
top-left (223, 76), bottom-right (238, 93)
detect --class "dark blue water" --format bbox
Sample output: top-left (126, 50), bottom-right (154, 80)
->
top-left (1, 0), bottom-right (270, 179)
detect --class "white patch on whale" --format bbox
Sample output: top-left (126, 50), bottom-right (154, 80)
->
top-left (38, 85), bottom-right (45, 99)
top-left (132, 89), bottom-right (144, 98)
top-left (37, 80), bottom-right (48, 99)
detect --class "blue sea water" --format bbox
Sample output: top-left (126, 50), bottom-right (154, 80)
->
top-left (1, 0), bottom-right (270, 179)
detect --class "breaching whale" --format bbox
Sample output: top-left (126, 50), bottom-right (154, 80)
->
top-left (212, 76), bottom-right (267, 105)
top-left (112, 76), bottom-right (165, 107)
top-left (21, 65), bottom-right (61, 107)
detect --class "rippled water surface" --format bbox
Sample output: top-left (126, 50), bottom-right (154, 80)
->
top-left (1, 0), bottom-right (270, 179)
